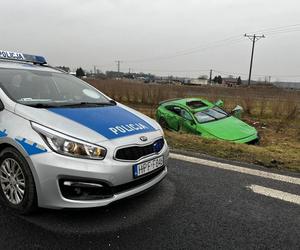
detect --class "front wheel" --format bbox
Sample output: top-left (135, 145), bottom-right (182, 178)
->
top-left (0, 147), bottom-right (37, 214)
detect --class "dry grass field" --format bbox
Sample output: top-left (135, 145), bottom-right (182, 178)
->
top-left (87, 79), bottom-right (300, 171)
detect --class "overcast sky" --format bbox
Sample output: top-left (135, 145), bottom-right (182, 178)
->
top-left (1, 0), bottom-right (300, 81)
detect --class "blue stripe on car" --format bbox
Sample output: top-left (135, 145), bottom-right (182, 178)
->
top-left (48, 106), bottom-right (157, 139)
top-left (15, 138), bottom-right (47, 155)
top-left (0, 129), bottom-right (8, 138)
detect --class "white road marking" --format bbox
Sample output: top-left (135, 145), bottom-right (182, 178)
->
top-left (247, 185), bottom-right (300, 205)
top-left (170, 153), bottom-right (300, 205)
top-left (170, 153), bottom-right (300, 185)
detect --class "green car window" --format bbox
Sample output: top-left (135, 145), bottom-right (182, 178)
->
top-left (203, 108), bottom-right (227, 120)
top-left (166, 106), bottom-right (182, 116)
top-left (180, 109), bottom-right (193, 121)
top-left (194, 112), bottom-right (215, 123)
top-left (213, 107), bottom-right (228, 116)
top-left (194, 107), bottom-right (228, 123)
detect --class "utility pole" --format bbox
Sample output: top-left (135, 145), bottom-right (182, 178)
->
top-left (209, 69), bottom-right (213, 84)
top-left (115, 60), bottom-right (122, 74)
top-left (244, 34), bottom-right (265, 86)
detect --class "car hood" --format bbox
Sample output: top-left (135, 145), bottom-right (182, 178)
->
top-left (15, 103), bottom-right (160, 143)
top-left (199, 116), bottom-right (257, 141)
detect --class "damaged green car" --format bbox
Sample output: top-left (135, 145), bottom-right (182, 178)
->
top-left (156, 98), bottom-right (259, 144)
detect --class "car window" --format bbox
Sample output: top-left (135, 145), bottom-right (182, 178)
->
top-left (194, 112), bottom-right (215, 123)
top-left (212, 107), bottom-right (227, 115)
top-left (166, 105), bottom-right (181, 116)
top-left (194, 107), bottom-right (228, 123)
top-left (186, 100), bottom-right (207, 109)
top-left (203, 107), bottom-right (227, 119)
top-left (180, 109), bottom-right (193, 121)
top-left (0, 68), bottom-right (110, 106)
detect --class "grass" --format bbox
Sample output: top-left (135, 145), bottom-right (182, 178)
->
top-left (164, 126), bottom-right (300, 172)
top-left (86, 79), bottom-right (300, 172)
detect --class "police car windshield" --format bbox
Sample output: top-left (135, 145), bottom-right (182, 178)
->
top-left (0, 68), bottom-right (111, 107)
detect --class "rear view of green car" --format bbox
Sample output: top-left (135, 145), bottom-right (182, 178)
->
top-left (156, 98), bottom-right (259, 144)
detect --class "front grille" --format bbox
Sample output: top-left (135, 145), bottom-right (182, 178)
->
top-left (115, 138), bottom-right (164, 161)
top-left (113, 166), bottom-right (165, 194)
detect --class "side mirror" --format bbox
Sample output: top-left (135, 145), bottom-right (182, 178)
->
top-left (215, 100), bottom-right (224, 107)
top-left (231, 105), bottom-right (243, 118)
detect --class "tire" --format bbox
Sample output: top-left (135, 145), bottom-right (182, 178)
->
top-left (0, 147), bottom-right (37, 214)
top-left (159, 117), bottom-right (169, 129)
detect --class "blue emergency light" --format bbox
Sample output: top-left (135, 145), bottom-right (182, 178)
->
top-left (0, 50), bottom-right (47, 65)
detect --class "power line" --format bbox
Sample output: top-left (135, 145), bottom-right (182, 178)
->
top-left (213, 69), bottom-right (300, 79)
top-left (92, 23), bottom-right (300, 77)
top-left (251, 24), bottom-right (300, 34)
top-left (124, 24), bottom-right (300, 64)
top-left (125, 37), bottom-right (244, 63)
top-left (244, 34), bottom-right (265, 85)
top-left (131, 68), bottom-right (210, 73)
top-left (265, 28), bottom-right (300, 36)
top-left (97, 24), bottom-right (300, 68)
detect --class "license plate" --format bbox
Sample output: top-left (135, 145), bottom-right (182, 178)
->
top-left (133, 156), bottom-right (164, 178)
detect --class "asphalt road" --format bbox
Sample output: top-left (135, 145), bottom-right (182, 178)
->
top-left (0, 156), bottom-right (300, 249)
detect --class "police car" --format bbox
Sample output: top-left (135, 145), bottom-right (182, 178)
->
top-left (0, 50), bottom-right (168, 213)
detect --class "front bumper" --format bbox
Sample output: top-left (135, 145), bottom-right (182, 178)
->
top-left (30, 144), bottom-right (169, 209)
top-left (234, 133), bottom-right (260, 144)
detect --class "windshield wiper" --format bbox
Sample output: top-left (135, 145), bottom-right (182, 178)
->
top-left (25, 103), bottom-right (59, 108)
top-left (59, 101), bottom-right (115, 108)
top-left (23, 99), bottom-right (116, 108)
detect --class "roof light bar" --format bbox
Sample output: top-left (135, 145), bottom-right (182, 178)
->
top-left (0, 50), bottom-right (47, 65)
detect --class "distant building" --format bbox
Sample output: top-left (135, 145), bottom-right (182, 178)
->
top-left (222, 77), bottom-right (238, 85)
top-left (169, 77), bottom-right (208, 85)
top-left (190, 78), bottom-right (208, 85)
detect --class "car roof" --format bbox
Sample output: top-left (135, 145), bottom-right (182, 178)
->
top-left (0, 60), bottom-right (62, 73)
top-left (162, 98), bottom-right (211, 106)
top-left (161, 98), bottom-right (215, 112)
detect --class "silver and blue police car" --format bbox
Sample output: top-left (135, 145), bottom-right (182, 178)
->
top-left (0, 50), bottom-right (168, 213)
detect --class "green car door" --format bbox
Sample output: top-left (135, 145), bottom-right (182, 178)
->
top-left (179, 109), bottom-right (198, 134)
top-left (163, 105), bottom-right (181, 131)
top-left (163, 105), bottom-right (198, 133)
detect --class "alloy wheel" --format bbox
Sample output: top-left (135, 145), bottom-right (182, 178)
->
top-left (0, 158), bottom-right (25, 205)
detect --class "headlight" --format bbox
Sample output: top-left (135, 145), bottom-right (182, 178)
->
top-left (31, 122), bottom-right (106, 160)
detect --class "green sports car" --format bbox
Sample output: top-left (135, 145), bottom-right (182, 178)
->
top-left (156, 98), bottom-right (259, 144)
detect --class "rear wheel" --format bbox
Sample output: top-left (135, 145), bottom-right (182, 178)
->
top-left (0, 147), bottom-right (37, 214)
